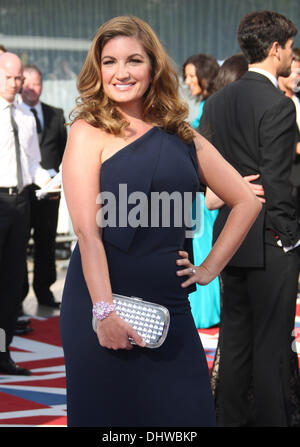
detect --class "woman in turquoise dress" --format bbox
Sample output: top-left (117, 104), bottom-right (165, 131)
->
top-left (183, 54), bottom-right (220, 328)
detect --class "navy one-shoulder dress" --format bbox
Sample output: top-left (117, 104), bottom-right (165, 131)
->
top-left (60, 127), bottom-right (216, 427)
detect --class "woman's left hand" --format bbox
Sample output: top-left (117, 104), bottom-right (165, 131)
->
top-left (176, 250), bottom-right (215, 288)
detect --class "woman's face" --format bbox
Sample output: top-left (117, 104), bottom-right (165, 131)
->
top-left (100, 35), bottom-right (152, 108)
top-left (184, 63), bottom-right (202, 96)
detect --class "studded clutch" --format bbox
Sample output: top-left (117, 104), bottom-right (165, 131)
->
top-left (92, 293), bottom-right (170, 348)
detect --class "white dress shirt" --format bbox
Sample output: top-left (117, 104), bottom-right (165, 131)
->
top-left (20, 101), bottom-right (58, 178)
top-left (20, 101), bottom-right (44, 130)
top-left (0, 96), bottom-right (50, 189)
top-left (292, 94), bottom-right (300, 131)
top-left (248, 67), bottom-right (278, 88)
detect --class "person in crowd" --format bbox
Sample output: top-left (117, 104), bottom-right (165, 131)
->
top-left (204, 51), bottom-right (263, 412)
top-left (199, 10), bottom-right (300, 427)
top-left (213, 53), bottom-right (248, 91)
top-left (278, 48), bottom-right (300, 130)
top-left (20, 64), bottom-right (67, 310)
top-left (59, 15), bottom-right (260, 427)
top-left (279, 49), bottom-right (300, 218)
top-left (182, 54), bottom-right (220, 329)
top-left (205, 53), bottom-right (262, 212)
top-left (183, 53), bottom-right (219, 129)
top-left (0, 52), bottom-right (51, 375)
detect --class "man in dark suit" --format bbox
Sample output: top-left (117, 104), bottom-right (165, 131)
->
top-left (20, 64), bottom-right (67, 308)
top-left (199, 11), bottom-right (300, 426)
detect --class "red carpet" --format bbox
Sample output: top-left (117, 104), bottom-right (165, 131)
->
top-left (0, 316), bottom-right (66, 426)
top-left (0, 301), bottom-right (299, 427)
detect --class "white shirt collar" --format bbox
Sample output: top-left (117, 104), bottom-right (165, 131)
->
top-left (248, 68), bottom-right (278, 88)
top-left (20, 100), bottom-right (44, 129)
top-left (0, 95), bottom-right (13, 110)
top-left (21, 100), bottom-right (42, 113)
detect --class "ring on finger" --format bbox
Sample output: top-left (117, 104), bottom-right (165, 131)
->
top-left (189, 267), bottom-right (196, 275)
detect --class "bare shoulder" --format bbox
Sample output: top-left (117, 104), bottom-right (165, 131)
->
top-left (69, 119), bottom-right (105, 140)
top-left (63, 120), bottom-right (105, 187)
top-left (67, 119), bottom-right (106, 156)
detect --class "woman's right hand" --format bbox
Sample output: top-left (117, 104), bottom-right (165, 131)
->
top-left (96, 312), bottom-right (146, 350)
top-left (244, 174), bottom-right (265, 203)
top-left (206, 173), bottom-right (265, 210)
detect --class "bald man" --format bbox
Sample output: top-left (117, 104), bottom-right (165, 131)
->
top-left (0, 53), bottom-right (51, 375)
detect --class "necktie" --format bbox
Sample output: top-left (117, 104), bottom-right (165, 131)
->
top-left (9, 104), bottom-right (24, 192)
top-left (30, 107), bottom-right (42, 141)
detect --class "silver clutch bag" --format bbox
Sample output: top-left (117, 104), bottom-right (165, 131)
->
top-left (92, 293), bottom-right (170, 348)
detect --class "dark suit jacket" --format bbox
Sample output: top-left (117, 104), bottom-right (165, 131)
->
top-left (290, 128), bottom-right (300, 187)
top-left (199, 71), bottom-right (299, 267)
top-left (39, 102), bottom-right (67, 172)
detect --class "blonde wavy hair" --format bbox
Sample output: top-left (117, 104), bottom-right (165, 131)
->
top-left (69, 16), bottom-right (194, 142)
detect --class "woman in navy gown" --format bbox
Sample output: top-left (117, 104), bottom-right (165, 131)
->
top-left (60, 16), bottom-right (261, 427)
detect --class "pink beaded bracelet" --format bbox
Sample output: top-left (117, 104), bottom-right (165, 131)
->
top-left (92, 301), bottom-right (116, 321)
